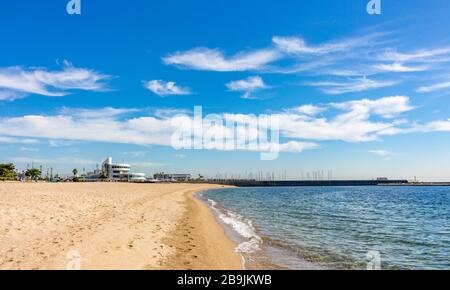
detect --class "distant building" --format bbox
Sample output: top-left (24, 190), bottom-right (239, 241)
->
top-left (101, 157), bottom-right (147, 182)
top-left (84, 169), bottom-right (103, 182)
top-left (376, 177), bottom-right (389, 181)
top-left (153, 173), bottom-right (191, 182)
top-left (128, 173), bottom-right (147, 182)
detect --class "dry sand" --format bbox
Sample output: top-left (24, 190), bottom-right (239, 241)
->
top-left (0, 182), bottom-right (242, 270)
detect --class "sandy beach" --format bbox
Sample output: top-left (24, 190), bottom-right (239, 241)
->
top-left (0, 182), bottom-right (242, 270)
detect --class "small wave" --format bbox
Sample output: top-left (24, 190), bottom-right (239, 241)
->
top-left (207, 198), bottom-right (262, 254)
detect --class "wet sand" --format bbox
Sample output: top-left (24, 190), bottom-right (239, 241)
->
top-left (0, 182), bottom-right (242, 270)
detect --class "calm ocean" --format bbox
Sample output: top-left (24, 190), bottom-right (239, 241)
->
top-left (199, 186), bottom-right (450, 270)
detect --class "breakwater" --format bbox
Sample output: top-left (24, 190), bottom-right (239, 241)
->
top-left (204, 180), bottom-right (409, 187)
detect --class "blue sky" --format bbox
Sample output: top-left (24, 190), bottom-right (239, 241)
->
top-left (1, 0), bottom-right (450, 180)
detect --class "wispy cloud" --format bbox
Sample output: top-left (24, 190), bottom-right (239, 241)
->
top-left (305, 76), bottom-right (397, 95)
top-left (416, 80), bottom-right (450, 93)
top-left (0, 60), bottom-right (112, 101)
top-left (226, 76), bottom-right (268, 99)
top-left (143, 80), bottom-right (192, 96)
top-left (369, 149), bottom-right (393, 159)
top-left (152, 108), bottom-right (191, 118)
top-left (10, 157), bottom-right (56, 164)
top-left (272, 33), bottom-right (384, 55)
top-left (163, 48), bottom-right (280, 72)
top-left (160, 32), bottom-right (450, 96)
top-left (122, 151), bottom-right (150, 158)
top-left (48, 140), bottom-right (82, 147)
top-left (288, 104), bottom-right (325, 116)
top-left (10, 156), bottom-right (97, 166)
top-left (379, 47), bottom-right (450, 63)
top-left (373, 62), bottom-right (428, 73)
top-left (0, 136), bottom-right (39, 144)
top-left (60, 107), bottom-right (139, 118)
top-left (20, 147), bottom-right (39, 152)
top-left (278, 141), bottom-right (320, 152)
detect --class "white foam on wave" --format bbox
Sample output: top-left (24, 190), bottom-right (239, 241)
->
top-left (207, 198), bottom-right (262, 254)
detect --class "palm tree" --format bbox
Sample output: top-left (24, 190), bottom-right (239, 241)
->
top-left (72, 168), bottom-right (80, 182)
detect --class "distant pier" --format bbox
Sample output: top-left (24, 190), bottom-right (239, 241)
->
top-left (203, 179), bottom-right (410, 187)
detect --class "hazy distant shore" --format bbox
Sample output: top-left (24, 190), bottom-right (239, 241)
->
top-left (0, 183), bottom-right (242, 270)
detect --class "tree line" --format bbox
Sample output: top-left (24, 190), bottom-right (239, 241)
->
top-left (0, 163), bottom-right (107, 182)
top-left (0, 163), bottom-right (43, 181)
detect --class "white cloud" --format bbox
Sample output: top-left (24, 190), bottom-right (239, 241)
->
top-left (0, 96), bottom-right (447, 153)
top-left (379, 48), bottom-right (450, 63)
top-left (332, 96), bottom-right (414, 118)
top-left (273, 36), bottom-right (316, 54)
top-left (10, 157), bottom-right (56, 164)
top-left (160, 33), bottom-right (450, 100)
top-left (159, 33), bottom-right (450, 100)
top-left (278, 114), bottom-right (390, 143)
top-left (226, 76), bottom-right (268, 99)
top-left (278, 141), bottom-right (320, 152)
top-left (122, 151), bottom-right (149, 158)
top-left (272, 33), bottom-right (382, 55)
top-left (10, 156), bottom-right (97, 166)
top-left (0, 90), bottom-right (24, 101)
top-left (0, 111), bottom-right (312, 154)
top-left (373, 63), bottom-right (428, 73)
top-left (152, 108), bottom-right (191, 118)
top-left (0, 136), bottom-right (39, 144)
top-left (416, 80), bottom-right (450, 93)
top-left (269, 33), bottom-right (390, 77)
top-left (20, 147), bottom-right (39, 152)
top-left (305, 77), bottom-right (397, 95)
top-left (369, 150), bottom-right (393, 159)
top-left (0, 115), bottom-right (176, 147)
top-left (60, 107), bottom-right (139, 118)
top-left (406, 119), bottom-right (450, 133)
top-left (288, 105), bottom-right (325, 116)
top-left (144, 80), bottom-right (192, 96)
top-left (278, 96), bottom-right (413, 142)
top-left (163, 48), bottom-right (280, 72)
top-left (0, 61), bottom-right (111, 101)
top-left (48, 139), bottom-right (81, 147)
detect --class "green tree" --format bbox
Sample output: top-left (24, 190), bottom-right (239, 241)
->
top-left (99, 172), bottom-right (108, 181)
top-left (25, 168), bottom-right (41, 181)
top-left (0, 163), bottom-right (17, 180)
top-left (72, 168), bottom-right (81, 182)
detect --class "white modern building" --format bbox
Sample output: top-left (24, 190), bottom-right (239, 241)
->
top-left (102, 157), bottom-right (147, 182)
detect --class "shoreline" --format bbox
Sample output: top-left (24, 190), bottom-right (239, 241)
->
top-left (200, 188), bottom-right (327, 270)
top-left (157, 187), bottom-right (243, 270)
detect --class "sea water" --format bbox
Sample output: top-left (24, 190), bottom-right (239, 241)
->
top-left (199, 186), bottom-right (450, 270)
